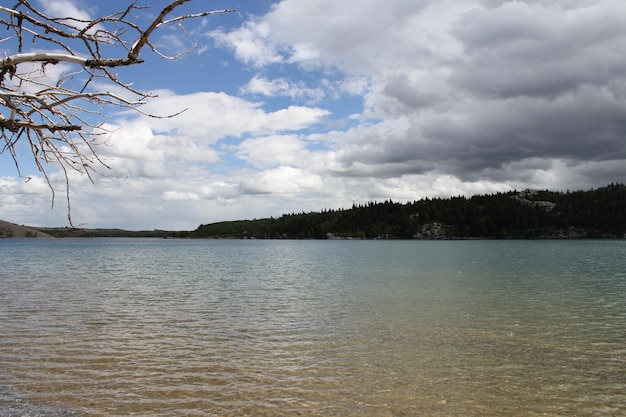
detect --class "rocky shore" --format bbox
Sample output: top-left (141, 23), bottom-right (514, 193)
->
top-left (0, 389), bottom-right (82, 417)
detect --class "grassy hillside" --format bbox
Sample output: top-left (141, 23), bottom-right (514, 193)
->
top-left (0, 220), bottom-right (54, 238)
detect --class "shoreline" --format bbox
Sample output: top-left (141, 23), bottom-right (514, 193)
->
top-left (0, 389), bottom-right (82, 417)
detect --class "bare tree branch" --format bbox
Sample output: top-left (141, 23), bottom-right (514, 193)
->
top-left (0, 1), bottom-right (235, 225)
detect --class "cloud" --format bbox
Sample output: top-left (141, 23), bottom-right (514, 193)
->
top-left (3, 0), bottom-right (626, 230)
top-left (237, 135), bottom-right (306, 168)
top-left (82, 90), bottom-right (330, 181)
top-left (37, 0), bottom-right (94, 23)
top-left (0, 176), bottom-right (50, 196)
top-left (240, 166), bottom-right (323, 195)
top-left (240, 75), bottom-right (325, 103)
top-left (162, 191), bottom-right (200, 202)
top-left (0, 84), bottom-right (332, 228)
top-left (217, 0), bottom-right (626, 188)
top-left (210, 20), bottom-right (283, 67)
top-left (137, 90), bottom-right (329, 140)
top-left (451, 1), bottom-right (626, 99)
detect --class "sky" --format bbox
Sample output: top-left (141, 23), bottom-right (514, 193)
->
top-left (1, 0), bottom-right (625, 230)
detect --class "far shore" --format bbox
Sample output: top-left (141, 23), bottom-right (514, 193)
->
top-left (0, 220), bottom-right (54, 238)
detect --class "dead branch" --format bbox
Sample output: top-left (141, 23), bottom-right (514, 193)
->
top-left (0, 1), bottom-right (235, 225)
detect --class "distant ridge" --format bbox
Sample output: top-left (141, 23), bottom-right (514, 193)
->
top-left (4, 183), bottom-right (625, 240)
top-left (192, 183), bottom-right (626, 239)
top-left (0, 219), bottom-right (54, 238)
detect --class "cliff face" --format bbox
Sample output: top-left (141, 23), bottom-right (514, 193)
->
top-left (0, 220), bottom-right (54, 238)
top-left (413, 222), bottom-right (450, 239)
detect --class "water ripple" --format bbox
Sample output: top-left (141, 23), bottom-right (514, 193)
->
top-left (1, 239), bottom-right (625, 416)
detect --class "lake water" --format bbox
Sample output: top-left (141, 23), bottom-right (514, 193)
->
top-left (0, 238), bottom-right (625, 416)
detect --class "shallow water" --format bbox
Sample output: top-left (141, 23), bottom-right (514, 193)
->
top-left (1, 239), bottom-right (625, 416)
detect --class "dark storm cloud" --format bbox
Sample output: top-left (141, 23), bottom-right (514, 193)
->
top-left (451, 1), bottom-right (626, 100)
top-left (334, 0), bottom-right (626, 186)
top-left (338, 83), bottom-right (626, 182)
top-left (381, 74), bottom-right (441, 112)
top-left (211, 0), bottom-right (626, 203)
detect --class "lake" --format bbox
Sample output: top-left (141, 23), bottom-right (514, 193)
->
top-left (1, 238), bottom-right (624, 416)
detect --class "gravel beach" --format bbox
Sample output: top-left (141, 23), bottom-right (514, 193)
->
top-left (0, 390), bottom-right (82, 417)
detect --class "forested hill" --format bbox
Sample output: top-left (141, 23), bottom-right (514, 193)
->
top-left (191, 183), bottom-right (626, 239)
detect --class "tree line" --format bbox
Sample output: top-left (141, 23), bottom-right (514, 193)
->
top-left (191, 183), bottom-right (626, 239)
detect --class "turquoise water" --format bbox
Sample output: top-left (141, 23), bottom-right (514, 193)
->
top-left (1, 239), bottom-right (625, 416)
